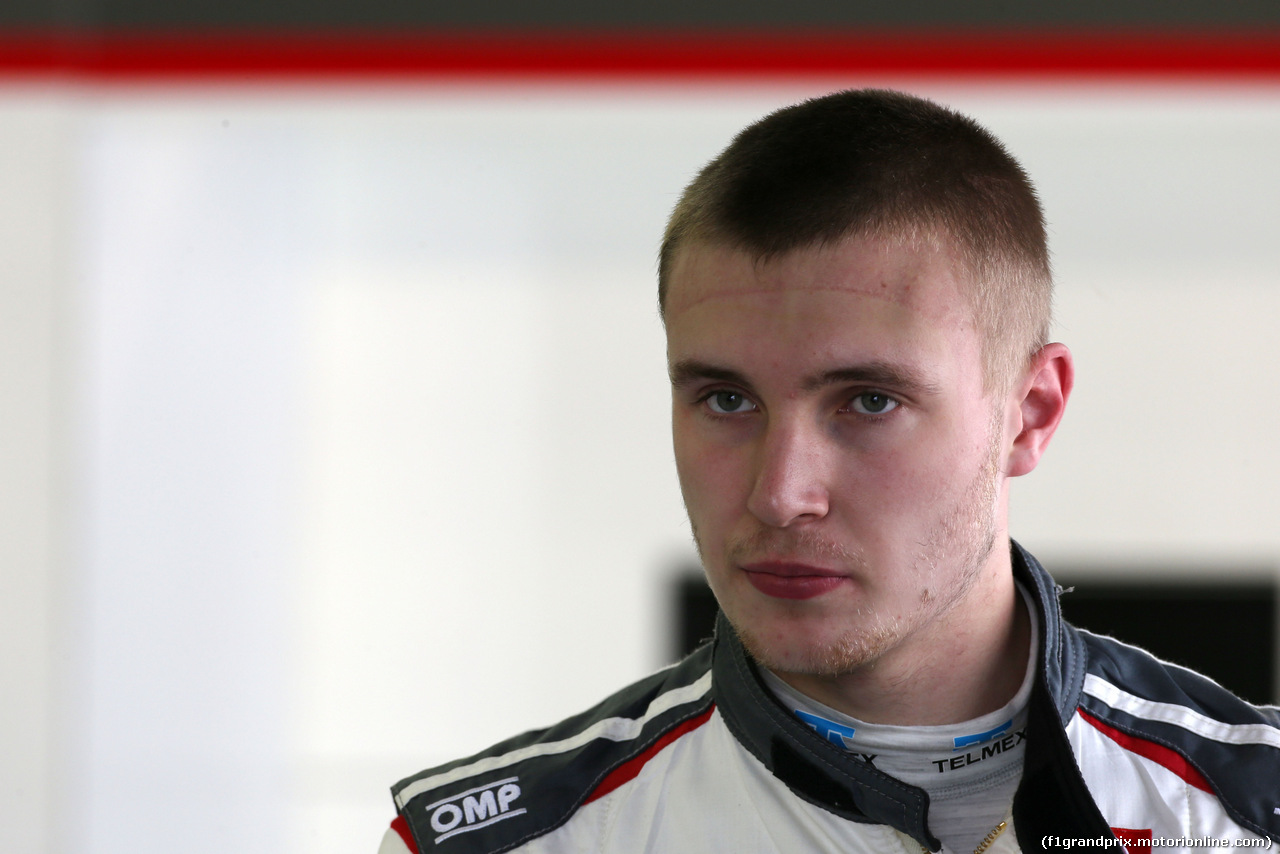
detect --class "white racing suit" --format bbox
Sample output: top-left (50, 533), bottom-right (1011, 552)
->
top-left (382, 543), bottom-right (1280, 853)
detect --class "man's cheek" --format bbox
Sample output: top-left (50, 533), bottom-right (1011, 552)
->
top-left (843, 447), bottom-right (957, 511)
top-left (680, 449), bottom-right (747, 504)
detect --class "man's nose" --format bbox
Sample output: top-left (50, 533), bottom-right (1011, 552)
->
top-left (746, 420), bottom-right (830, 528)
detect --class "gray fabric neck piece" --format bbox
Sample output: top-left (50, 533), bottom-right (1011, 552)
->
top-left (761, 583), bottom-right (1039, 853)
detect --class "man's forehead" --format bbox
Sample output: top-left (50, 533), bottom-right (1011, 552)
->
top-left (662, 233), bottom-right (990, 400)
top-left (662, 234), bottom-right (968, 323)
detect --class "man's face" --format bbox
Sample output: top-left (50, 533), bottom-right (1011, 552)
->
top-left (665, 234), bottom-right (1014, 679)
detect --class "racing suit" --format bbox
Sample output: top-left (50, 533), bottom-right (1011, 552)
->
top-left (382, 543), bottom-right (1280, 853)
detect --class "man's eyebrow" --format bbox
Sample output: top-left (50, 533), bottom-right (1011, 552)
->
top-left (802, 363), bottom-right (939, 396)
top-left (669, 360), bottom-right (752, 389)
top-left (669, 359), bottom-right (937, 396)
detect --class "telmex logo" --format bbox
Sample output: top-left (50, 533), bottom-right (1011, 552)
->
top-left (427, 777), bottom-right (525, 844)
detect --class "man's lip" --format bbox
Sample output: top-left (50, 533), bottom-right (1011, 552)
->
top-left (740, 563), bottom-right (848, 600)
top-left (738, 561), bottom-right (848, 578)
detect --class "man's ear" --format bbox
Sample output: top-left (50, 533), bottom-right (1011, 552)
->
top-left (1006, 343), bottom-right (1074, 478)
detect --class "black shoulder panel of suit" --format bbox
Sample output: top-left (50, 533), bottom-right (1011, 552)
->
top-left (1011, 543), bottom-right (1089, 727)
top-left (1009, 543), bottom-right (1117, 851)
top-left (1077, 629), bottom-right (1280, 843)
top-left (390, 644), bottom-right (715, 854)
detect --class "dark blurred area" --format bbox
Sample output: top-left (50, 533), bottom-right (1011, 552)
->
top-left (8, 0), bottom-right (1280, 29)
top-left (673, 568), bottom-right (1277, 705)
top-left (1055, 575), bottom-right (1276, 706)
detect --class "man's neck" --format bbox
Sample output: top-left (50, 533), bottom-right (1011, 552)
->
top-left (770, 562), bottom-right (1031, 727)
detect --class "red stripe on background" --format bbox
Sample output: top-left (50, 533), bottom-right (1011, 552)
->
top-left (583, 704), bottom-right (716, 805)
top-left (1078, 708), bottom-right (1213, 794)
top-left (390, 815), bottom-right (420, 854)
top-left (2, 28), bottom-right (1280, 80)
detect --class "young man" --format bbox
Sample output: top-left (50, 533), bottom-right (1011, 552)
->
top-left (380, 90), bottom-right (1279, 854)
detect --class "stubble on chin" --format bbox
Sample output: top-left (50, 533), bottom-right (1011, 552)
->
top-left (732, 606), bottom-right (907, 678)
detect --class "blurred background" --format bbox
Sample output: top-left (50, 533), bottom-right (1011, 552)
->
top-left (3, 2), bottom-right (1280, 853)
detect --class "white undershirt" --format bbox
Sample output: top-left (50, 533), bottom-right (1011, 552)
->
top-left (762, 583), bottom-right (1039, 854)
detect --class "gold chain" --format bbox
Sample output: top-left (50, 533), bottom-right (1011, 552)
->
top-left (920, 820), bottom-right (1009, 854)
top-left (973, 821), bottom-right (1008, 854)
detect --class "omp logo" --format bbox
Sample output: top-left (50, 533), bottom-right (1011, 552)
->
top-left (425, 777), bottom-right (525, 844)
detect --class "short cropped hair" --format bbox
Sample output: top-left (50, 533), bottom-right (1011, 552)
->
top-left (659, 89), bottom-right (1052, 392)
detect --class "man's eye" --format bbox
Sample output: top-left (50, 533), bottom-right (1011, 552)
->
top-left (705, 391), bottom-right (756, 414)
top-left (848, 392), bottom-right (898, 415)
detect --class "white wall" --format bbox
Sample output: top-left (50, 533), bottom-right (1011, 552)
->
top-left (0, 89), bottom-right (76, 854)
top-left (3, 80), bottom-right (1278, 854)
